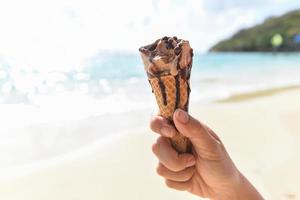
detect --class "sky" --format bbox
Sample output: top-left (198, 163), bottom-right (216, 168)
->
top-left (0, 0), bottom-right (300, 71)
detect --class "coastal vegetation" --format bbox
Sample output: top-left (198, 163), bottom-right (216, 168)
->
top-left (210, 9), bottom-right (300, 52)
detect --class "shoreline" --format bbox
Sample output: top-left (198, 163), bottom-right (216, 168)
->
top-left (216, 84), bottom-right (300, 103)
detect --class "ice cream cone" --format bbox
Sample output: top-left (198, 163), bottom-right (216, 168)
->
top-left (139, 36), bottom-right (194, 153)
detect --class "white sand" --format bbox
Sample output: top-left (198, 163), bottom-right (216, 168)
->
top-left (0, 88), bottom-right (299, 200)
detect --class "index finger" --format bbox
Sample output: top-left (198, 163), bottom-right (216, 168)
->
top-left (152, 137), bottom-right (195, 172)
top-left (150, 115), bottom-right (177, 138)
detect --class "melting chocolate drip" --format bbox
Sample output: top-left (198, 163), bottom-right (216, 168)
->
top-left (174, 46), bottom-right (182, 56)
top-left (179, 68), bottom-right (186, 80)
top-left (175, 74), bottom-right (180, 111)
top-left (157, 76), bottom-right (167, 106)
top-left (148, 43), bottom-right (157, 51)
top-left (184, 82), bottom-right (191, 111)
top-left (190, 49), bottom-right (194, 57)
top-left (148, 79), bottom-right (154, 93)
top-left (187, 73), bottom-right (191, 80)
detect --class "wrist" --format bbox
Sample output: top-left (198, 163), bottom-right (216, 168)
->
top-left (211, 172), bottom-right (263, 200)
top-left (222, 172), bottom-right (264, 200)
top-left (237, 173), bottom-right (264, 200)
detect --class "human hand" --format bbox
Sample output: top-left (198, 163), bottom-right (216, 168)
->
top-left (150, 109), bottom-right (263, 200)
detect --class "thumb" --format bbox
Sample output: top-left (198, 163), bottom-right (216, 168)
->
top-left (173, 109), bottom-right (221, 156)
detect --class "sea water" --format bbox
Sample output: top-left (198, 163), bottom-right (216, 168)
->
top-left (0, 52), bottom-right (300, 168)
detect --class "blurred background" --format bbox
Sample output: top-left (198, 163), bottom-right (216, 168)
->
top-left (0, 0), bottom-right (300, 200)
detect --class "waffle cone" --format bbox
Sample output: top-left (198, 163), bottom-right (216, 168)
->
top-left (149, 75), bottom-right (192, 153)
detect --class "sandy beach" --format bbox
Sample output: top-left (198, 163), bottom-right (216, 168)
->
top-left (0, 87), bottom-right (299, 200)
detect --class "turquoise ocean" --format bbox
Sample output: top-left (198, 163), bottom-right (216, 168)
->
top-left (0, 52), bottom-right (300, 169)
top-left (1, 53), bottom-right (300, 107)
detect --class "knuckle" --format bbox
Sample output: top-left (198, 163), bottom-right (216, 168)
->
top-left (151, 143), bottom-right (158, 154)
top-left (165, 180), bottom-right (174, 188)
top-left (152, 137), bottom-right (165, 156)
top-left (150, 118), bottom-right (158, 131)
top-left (156, 136), bottom-right (164, 144)
top-left (156, 165), bottom-right (164, 176)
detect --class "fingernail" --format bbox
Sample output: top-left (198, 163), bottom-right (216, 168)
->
top-left (175, 109), bottom-right (189, 124)
top-left (161, 126), bottom-right (174, 137)
top-left (186, 157), bottom-right (196, 167)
